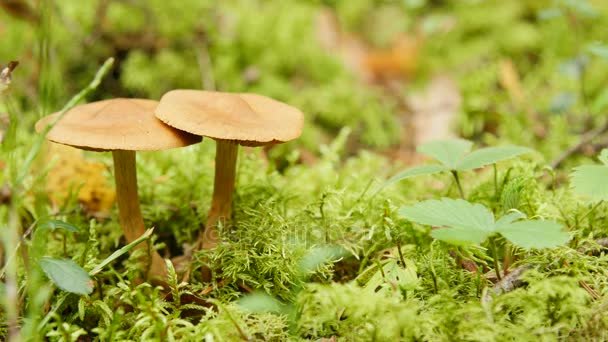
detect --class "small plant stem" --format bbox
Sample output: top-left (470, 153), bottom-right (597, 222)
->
top-left (202, 139), bottom-right (239, 250)
top-left (5, 202), bottom-right (21, 341)
top-left (489, 237), bottom-right (502, 281)
top-left (429, 243), bottom-right (439, 294)
top-left (493, 164), bottom-right (498, 199)
top-left (502, 244), bottom-right (511, 276)
top-left (451, 170), bottom-right (465, 199)
top-left (216, 302), bottom-right (250, 341)
top-left (113, 150), bottom-right (166, 279)
top-left (320, 193), bottom-right (329, 243)
top-left (396, 242), bottom-right (407, 268)
top-left (579, 200), bottom-right (603, 224)
top-left (375, 259), bottom-right (386, 280)
top-left (17, 58), bottom-right (114, 185)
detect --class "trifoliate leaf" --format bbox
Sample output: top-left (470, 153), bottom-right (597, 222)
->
top-left (456, 146), bottom-right (531, 171)
top-left (496, 220), bottom-right (569, 249)
top-left (39, 257), bottom-right (93, 295)
top-left (400, 198), bottom-right (569, 249)
top-left (381, 139), bottom-right (533, 191)
top-left (417, 139), bottom-right (472, 169)
top-left (571, 165), bottom-right (608, 201)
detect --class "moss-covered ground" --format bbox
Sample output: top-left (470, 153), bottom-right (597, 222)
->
top-left (1, 0), bottom-right (608, 340)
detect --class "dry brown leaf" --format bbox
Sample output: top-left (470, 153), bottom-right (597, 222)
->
top-left (315, 8), bottom-right (421, 83)
top-left (363, 34), bottom-right (421, 82)
top-left (44, 143), bottom-right (115, 217)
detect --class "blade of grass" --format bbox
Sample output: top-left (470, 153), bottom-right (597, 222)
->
top-left (89, 228), bottom-right (154, 276)
top-left (15, 57), bottom-right (114, 185)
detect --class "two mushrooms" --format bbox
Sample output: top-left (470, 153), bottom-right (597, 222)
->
top-left (36, 91), bottom-right (304, 279)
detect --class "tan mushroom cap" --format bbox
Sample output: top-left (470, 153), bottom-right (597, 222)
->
top-left (36, 98), bottom-right (201, 151)
top-left (155, 90), bottom-right (304, 146)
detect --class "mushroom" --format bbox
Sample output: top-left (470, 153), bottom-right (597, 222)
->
top-left (155, 90), bottom-right (304, 250)
top-left (36, 98), bottom-right (201, 279)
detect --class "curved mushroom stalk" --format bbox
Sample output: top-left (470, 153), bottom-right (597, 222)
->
top-left (201, 139), bottom-right (238, 249)
top-left (113, 150), bottom-right (167, 279)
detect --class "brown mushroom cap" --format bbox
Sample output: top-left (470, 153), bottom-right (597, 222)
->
top-left (36, 98), bottom-right (201, 151)
top-left (155, 90), bottom-right (304, 146)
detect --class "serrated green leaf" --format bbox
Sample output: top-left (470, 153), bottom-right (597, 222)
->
top-left (497, 220), bottom-right (569, 249)
top-left (417, 139), bottom-right (473, 169)
top-left (37, 220), bottom-right (80, 233)
top-left (571, 165), bottom-right (608, 201)
top-left (383, 164), bottom-right (449, 188)
top-left (399, 198), bottom-right (494, 232)
top-left (39, 257), bottom-right (93, 295)
top-left (456, 146), bottom-right (532, 171)
top-left (400, 199), bottom-right (567, 249)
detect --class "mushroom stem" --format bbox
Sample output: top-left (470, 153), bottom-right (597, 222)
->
top-left (112, 150), bottom-right (167, 279)
top-left (202, 139), bottom-right (238, 249)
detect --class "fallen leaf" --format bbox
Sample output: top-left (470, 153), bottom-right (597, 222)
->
top-left (44, 143), bottom-right (115, 217)
top-left (363, 34), bottom-right (421, 82)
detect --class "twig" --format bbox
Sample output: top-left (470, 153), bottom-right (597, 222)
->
top-left (596, 238), bottom-right (608, 248)
top-left (551, 120), bottom-right (608, 168)
top-left (579, 280), bottom-right (601, 300)
top-left (481, 265), bottom-right (530, 304)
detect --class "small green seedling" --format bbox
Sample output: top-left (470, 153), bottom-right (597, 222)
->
top-left (37, 223), bottom-right (155, 296)
top-left (382, 139), bottom-right (532, 198)
top-left (400, 198), bottom-right (569, 249)
top-left (400, 198), bottom-right (569, 280)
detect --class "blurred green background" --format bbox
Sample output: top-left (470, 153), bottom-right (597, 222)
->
top-left (2, 0), bottom-right (606, 162)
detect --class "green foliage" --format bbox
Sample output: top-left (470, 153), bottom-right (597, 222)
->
top-left (384, 139), bottom-right (531, 188)
top-left (571, 148), bottom-right (608, 201)
top-left (38, 257), bottom-right (93, 295)
top-left (3, 0), bottom-right (608, 340)
top-left (36, 220), bottom-right (80, 233)
top-left (400, 198), bottom-right (569, 248)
